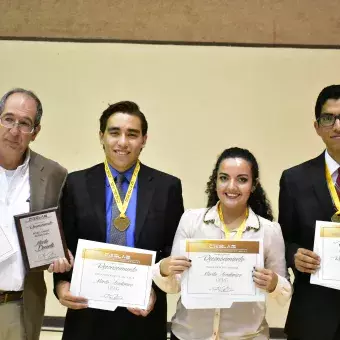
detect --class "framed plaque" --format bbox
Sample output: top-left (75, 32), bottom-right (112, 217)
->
top-left (14, 207), bottom-right (69, 271)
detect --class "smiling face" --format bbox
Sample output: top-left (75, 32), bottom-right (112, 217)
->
top-left (99, 112), bottom-right (147, 172)
top-left (216, 157), bottom-right (253, 211)
top-left (0, 92), bottom-right (40, 168)
top-left (315, 98), bottom-right (340, 158)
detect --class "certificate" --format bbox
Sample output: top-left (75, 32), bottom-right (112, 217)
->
top-left (70, 239), bottom-right (156, 311)
top-left (311, 221), bottom-right (340, 289)
top-left (0, 226), bottom-right (16, 263)
top-left (181, 239), bottom-right (264, 309)
top-left (14, 207), bottom-right (69, 271)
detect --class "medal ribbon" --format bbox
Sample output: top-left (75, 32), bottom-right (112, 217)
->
top-left (325, 164), bottom-right (340, 218)
top-left (104, 159), bottom-right (140, 219)
top-left (214, 202), bottom-right (249, 340)
top-left (217, 201), bottom-right (249, 240)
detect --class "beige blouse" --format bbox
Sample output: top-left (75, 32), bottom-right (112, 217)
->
top-left (153, 204), bottom-right (292, 340)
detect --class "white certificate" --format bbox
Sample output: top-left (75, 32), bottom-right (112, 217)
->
top-left (71, 239), bottom-right (156, 311)
top-left (181, 239), bottom-right (264, 309)
top-left (0, 226), bottom-right (16, 263)
top-left (311, 221), bottom-right (340, 289)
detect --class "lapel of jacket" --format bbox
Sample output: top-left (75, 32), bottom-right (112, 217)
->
top-left (310, 151), bottom-right (336, 219)
top-left (135, 164), bottom-right (155, 245)
top-left (29, 150), bottom-right (47, 212)
top-left (86, 164), bottom-right (107, 242)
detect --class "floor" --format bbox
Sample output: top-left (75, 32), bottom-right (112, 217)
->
top-left (40, 331), bottom-right (283, 339)
top-left (41, 332), bottom-right (62, 340)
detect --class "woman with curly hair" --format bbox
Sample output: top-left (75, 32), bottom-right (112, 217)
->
top-left (153, 147), bottom-right (291, 340)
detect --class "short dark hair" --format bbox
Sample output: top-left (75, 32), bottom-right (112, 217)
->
top-left (315, 85), bottom-right (340, 120)
top-left (205, 147), bottom-right (273, 221)
top-left (0, 88), bottom-right (43, 126)
top-left (99, 101), bottom-right (148, 135)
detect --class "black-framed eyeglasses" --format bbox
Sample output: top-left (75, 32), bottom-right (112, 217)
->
top-left (0, 115), bottom-right (35, 134)
top-left (317, 113), bottom-right (340, 128)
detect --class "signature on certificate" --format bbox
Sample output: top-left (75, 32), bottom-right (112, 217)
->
top-left (209, 286), bottom-right (234, 293)
top-left (103, 293), bottom-right (123, 301)
top-left (37, 251), bottom-right (57, 261)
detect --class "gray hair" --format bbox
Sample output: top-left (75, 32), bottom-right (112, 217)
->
top-left (0, 88), bottom-right (43, 126)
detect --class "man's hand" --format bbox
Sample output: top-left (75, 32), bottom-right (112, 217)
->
top-left (253, 267), bottom-right (278, 293)
top-left (127, 288), bottom-right (156, 317)
top-left (47, 249), bottom-right (74, 273)
top-left (56, 280), bottom-right (88, 310)
top-left (294, 248), bottom-right (320, 274)
top-left (160, 256), bottom-right (191, 277)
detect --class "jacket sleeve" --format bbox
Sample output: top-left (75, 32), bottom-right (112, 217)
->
top-left (264, 222), bottom-right (292, 305)
top-left (278, 170), bottom-right (300, 273)
top-left (163, 178), bottom-right (184, 258)
top-left (53, 175), bottom-right (78, 296)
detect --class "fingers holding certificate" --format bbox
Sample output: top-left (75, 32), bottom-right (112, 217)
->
top-left (252, 267), bottom-right (278, 292)
top-left (127, 288), bottom-right (156, 317)
top-left (160, 256), bottom-right (192, 276)
top-left (56, 280), bottom-right (88, 310)
top-left (47, 249), bottom-right (75, 273)
top-left (294, 248), bottom-right (320, 274)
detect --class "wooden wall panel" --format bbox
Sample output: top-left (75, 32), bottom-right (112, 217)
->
top-left (0, 0), bottom-right (339, 46)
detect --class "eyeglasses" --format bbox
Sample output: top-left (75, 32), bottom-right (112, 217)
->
top-left (0, 115), bottom-right (35, 134)
top-left (318, 113), bottom-right (340, 128)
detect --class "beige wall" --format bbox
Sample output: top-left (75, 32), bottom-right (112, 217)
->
top-left (1, 40), bottom-right (339, 327)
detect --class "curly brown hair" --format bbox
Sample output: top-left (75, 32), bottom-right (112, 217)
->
top-left (205, 147), bottom-right (273, 221)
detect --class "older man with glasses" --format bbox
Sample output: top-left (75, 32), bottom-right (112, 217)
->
top-left (279, 84), bottom-right (340, 340)
top-left (0, 88), bottom-right (72, 340)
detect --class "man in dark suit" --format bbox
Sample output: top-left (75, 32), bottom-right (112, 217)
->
top-left (279, 84), bottom-right (340, 340)
top-left (54, 101), bottom-right (184, 340)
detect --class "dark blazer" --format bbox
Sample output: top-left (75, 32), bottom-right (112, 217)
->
top-left (25, 150), bottom-right (67, 340)
top-left (279, 152), bottom-right (340, 340)
top-left (54, 162), bottom-right (184, 340)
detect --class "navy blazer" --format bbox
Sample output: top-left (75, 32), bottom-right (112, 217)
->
top-left (279, 152), bottom-right (340, 340)
top-left (54, 162), bottom-right (184, 340)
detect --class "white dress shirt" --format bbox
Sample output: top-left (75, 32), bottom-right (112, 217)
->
top-left (0, 152), bottom-right (30, 291)
top-left (153, 204), bottom-right (292, 340)
top-left (325, 149), bottom-right (340, 184)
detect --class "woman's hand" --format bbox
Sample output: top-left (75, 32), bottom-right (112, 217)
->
top-left (252, 267), bottom-right (278, 293)
top-left (160, 256), bottom-right (191, 277)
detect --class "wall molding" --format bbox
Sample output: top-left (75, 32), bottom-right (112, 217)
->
top-left (0, 36), bottom-right (340, 50)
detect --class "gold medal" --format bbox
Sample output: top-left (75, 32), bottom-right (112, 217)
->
top-left (104, 159), bottom-right (140, 233)
top-left (114, 215), bottom-right (130, 231)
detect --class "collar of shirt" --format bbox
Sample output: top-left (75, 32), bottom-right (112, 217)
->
top-left (203, 203), bottom-right (260, 232)
top-left (0, 149), bottom-right (30, 176)
top-left (105, 162), bottom-right (137, 186)
top-left (325, 149), bottom-right (340, 180)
